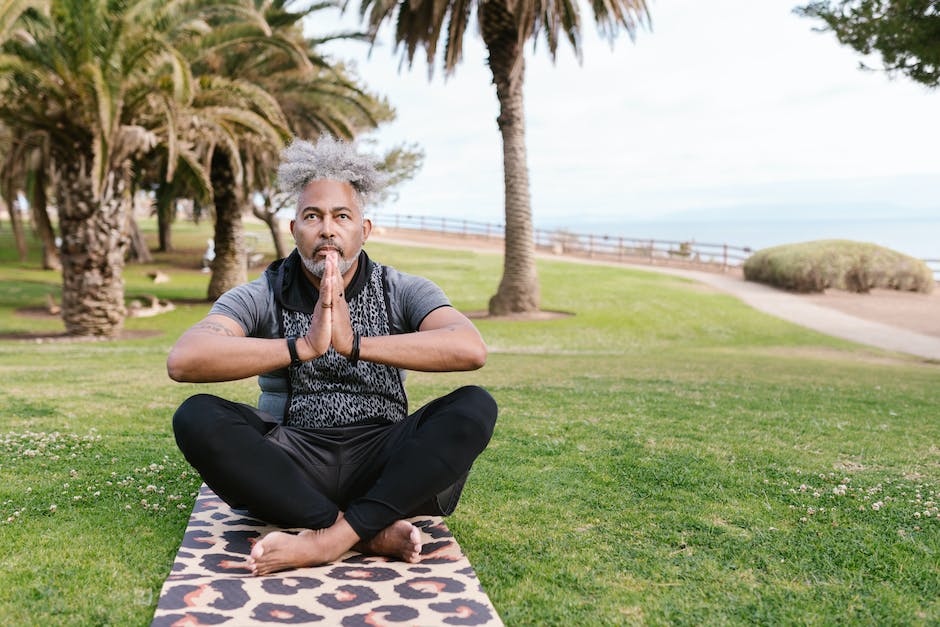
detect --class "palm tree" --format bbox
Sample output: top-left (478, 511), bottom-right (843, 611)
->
top-left (0, 0), bottom-right (239, 335)
top-left (1, 127), bottom-right (60, 269)
top-left (188, 0), bottom-right (394, 299)
top-left (356, 0), bottom-right (649, 314)
top-left (0, 125), bottom-right (29, 263)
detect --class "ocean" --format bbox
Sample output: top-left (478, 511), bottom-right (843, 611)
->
top-left (537, 216), bottom-right (940, 261)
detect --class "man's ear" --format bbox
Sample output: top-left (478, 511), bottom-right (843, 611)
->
top-left (362, 218), bottom-right (373, 243)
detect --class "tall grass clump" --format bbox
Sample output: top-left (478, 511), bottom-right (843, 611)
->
top-left (743, 240), bottom-right (933, 294)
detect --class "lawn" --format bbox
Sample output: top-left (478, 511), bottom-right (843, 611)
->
top-left (1, 221), bottom-right (938, 625)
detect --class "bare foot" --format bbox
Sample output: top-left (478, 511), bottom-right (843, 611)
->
top-left (355, 520), bottom-right (422, 563)
top-left (248, 529), bottom-right (345, 576)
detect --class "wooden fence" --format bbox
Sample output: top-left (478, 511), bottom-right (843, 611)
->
top-left (380, 214), bottom-right (753, 271)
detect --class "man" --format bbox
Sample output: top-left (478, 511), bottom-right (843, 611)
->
top-left (168, 135), bottom-right (497, 576)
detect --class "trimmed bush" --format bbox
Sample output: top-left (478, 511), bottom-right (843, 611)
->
top-left (743, 240), bottom-right (934, 294)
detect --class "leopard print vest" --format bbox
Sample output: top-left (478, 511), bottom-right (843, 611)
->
top-left (270, 252), bottom-right (408, 428)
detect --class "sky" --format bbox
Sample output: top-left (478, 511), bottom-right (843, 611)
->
top-left (305, 0), bottom-right (940, 233)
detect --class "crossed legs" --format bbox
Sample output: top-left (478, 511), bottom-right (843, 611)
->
top-left (173, 386), bottom-right (497, 574)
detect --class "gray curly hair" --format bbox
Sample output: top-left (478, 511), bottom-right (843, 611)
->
top-left (277, 135), bottom-right (384, 209)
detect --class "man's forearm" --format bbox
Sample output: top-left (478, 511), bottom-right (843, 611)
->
top-left (167, 333), bottom-right (294, 382)
top-left (358, 325), bottom-right (487, 372)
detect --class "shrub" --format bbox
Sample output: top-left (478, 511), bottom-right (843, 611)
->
top-left (742, 240), bottom-right (934, 294)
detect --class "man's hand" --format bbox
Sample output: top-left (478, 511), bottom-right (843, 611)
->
top-left (301, 250), bottom-right (354, 359)
top-left (324, 252), bottom-right (355, 358)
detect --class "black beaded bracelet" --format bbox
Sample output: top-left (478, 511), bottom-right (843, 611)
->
top-left (286, 336), bottom-right (301, 365)
top-left (348, 331), bottom-right (360, 366)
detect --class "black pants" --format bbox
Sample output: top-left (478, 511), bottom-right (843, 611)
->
top-left (173, 385), bottom-right (497, 541)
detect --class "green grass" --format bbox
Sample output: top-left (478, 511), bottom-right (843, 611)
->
top-left (1, 221), bottom-right (939, 625)
top-left (743, 239), bottom-right (934, 294)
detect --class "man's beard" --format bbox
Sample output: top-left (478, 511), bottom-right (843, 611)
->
top-left (300, 242), bottom-right (357, 277)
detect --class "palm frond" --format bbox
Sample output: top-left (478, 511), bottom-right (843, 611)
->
top-left (0, 0), bottom-right (48, 44)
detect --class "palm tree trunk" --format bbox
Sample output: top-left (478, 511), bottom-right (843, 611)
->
top-left (253, 202), bottom-right (286, 260)
top-left (207, 154), bottom-right (247, 300)
top-left (28, 165), bottom-right (61, 271)
top-left (1, 176), bottom-right (28, 263)
top-left (481, 4), bottom-right (540, 315)
top-left (155, 183), bottom-right (174, 252)
top-left (56, 160), bottom-right (129, 337)
top-left (125, 213), bottom-right (153, 263)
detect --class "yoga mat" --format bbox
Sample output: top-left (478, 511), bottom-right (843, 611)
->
top-left (151, 485), bottom-right (503, 626)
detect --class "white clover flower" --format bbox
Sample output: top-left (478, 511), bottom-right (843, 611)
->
top-left (872, 501), bottom-right (884, 511)
top-left (49, 504), bottom-right (57, 512)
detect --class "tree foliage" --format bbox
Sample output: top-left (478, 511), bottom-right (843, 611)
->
top-left (355, 0), bottom-right (649, 314)
top-left (797, 0), bottom-right (940, 87)
top-left (0, 0), bottom-right (421, 332)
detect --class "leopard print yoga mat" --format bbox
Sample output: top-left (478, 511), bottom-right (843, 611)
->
top-left (151, 485), bottom-right (502, 626)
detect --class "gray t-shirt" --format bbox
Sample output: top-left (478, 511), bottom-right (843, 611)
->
top-left (209, 260), bottom-right (451, 419)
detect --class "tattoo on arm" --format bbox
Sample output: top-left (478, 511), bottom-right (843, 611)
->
top-left (192, 320), bottom-right (237, 336)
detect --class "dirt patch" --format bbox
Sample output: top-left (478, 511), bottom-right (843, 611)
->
top-left (15, 306), bottom-right (61, 320)
top-left (0, 329), bottom-right (162, 343)
top-left (7, 306), bottom-right (163, 342)
top-left (465, 309), bottom-right (573, 322)
top-left (801, 288), bottom-right (940, 338)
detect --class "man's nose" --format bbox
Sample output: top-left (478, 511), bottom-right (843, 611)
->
top-left (318, 215), bottom-right (335, 236)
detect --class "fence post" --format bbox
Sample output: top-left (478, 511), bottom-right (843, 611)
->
top-left (619, 236), bottom-right (624, 261)
top-left (722, 244), bottom-right (728, 272)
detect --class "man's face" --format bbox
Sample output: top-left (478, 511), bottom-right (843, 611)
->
top-left (289, 180), bottom-right (372, 280)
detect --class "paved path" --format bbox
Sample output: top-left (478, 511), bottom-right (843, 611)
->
top-left (618, 264), bottom-right (940, 361)
top-left (372, 233), bottom-right (940, 361)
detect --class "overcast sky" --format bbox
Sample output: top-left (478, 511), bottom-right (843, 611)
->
top-left (306, 0), bottom-right (940, 228)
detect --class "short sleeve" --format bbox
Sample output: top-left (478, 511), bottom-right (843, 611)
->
top-left (383, 266), bottom-right (451, 334)
top-left (209, 275), bottom-right (276, 338)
